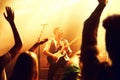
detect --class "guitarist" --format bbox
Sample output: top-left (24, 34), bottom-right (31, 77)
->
top-left (43, 27), bottom-right (72, 80)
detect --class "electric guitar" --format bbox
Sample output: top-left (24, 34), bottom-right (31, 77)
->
top-left (47, 37), bottom-right (80, 64)
top-left (47, 45), bottom-right (70, 64)
top-left (29, 38), bottom-right (48, 51)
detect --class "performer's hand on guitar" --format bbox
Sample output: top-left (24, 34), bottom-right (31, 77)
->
top-left (54, 51), bottom-right (65, 62)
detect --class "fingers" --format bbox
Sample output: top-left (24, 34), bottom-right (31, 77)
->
top-left (6, 7), bottom-right (10, 15)
top-left (4, 6), bottom-right (14, 21)
top-left (3, 7), bottom-right (8, 20)
top-left (6, 6), bottom-right (14, 16)
top-left (3, 12), bottom-right (7, 19)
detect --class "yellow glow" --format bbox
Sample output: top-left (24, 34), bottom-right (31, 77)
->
top-left (0, 0), bottom-right (120, 60)
top-left (65, 0), bottom-right (81, 7)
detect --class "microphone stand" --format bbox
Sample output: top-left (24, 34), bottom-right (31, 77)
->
top-left (37, 24), bottom-right (47, 80)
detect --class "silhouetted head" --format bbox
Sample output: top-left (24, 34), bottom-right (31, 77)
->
top-left (10, 52), bottom-right (38, 80)
top-left (103, 14), bottom-right (120, 63)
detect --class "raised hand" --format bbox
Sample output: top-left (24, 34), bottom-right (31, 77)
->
top-left (3, 6), bottom-right (22, 58)
top-left (98, 0), bottom-right (108, 5)
top-left (3, 6), bottom-right (14, 22)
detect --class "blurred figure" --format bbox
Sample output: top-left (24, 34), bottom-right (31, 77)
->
top-left (80, 0), bottom-right (109, 80)
top-left (9, 38), bottom-right (48, 80)
top-left (43, 27), bottom-right (72, 80)
top-left (102, 14), bottom-right (120, 80)
top-left (61, 50), bottom-right (81, 80)
top-left (0, 7), bottom-right (22, 80)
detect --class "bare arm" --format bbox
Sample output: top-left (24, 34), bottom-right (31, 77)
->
top-left (81, 0), bottom-right (107, 50)
top-left (3, 7), bottom-right (22, 59)
top-left (80, 0), bottom-right (108, 79)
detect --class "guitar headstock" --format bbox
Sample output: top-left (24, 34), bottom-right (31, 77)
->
top-left (40, 38), bottom-right (48, 44)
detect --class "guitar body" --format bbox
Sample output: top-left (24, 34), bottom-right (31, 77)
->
top-left (47, 54), bottom-right (69, 67)
top-left (45, 38), bottom-right (72, 65)
top-left (47, 50), bottom-right (69, 64)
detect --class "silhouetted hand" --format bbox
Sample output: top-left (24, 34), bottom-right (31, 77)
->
top-left (98, 0), bottom-right (108, 5)
top-left (3, 6), bottom-right (14, 22)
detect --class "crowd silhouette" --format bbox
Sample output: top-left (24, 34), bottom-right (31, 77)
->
top-left (80, 0), bottom-right (120, 80)
top-left (9, 38), bottom-right (48, 80)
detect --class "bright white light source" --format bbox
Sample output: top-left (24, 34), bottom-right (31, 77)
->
top-left (65, 0), bottom-right (80, 7)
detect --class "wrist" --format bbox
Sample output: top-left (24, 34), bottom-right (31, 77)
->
top-left (8, 20), bottom-right (14, 24)
top-left (99, 0), bottom-right (108, 6)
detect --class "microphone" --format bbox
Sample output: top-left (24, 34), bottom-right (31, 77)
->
top-left (41, 24), bottom-right (47, 27)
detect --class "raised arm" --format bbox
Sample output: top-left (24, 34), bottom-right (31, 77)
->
top-left (81, 0), bottom-right (107, 50)
top-left (3, 7), bottom-right (22, 59)
top-left (80, 0), bottom-right (108, 80)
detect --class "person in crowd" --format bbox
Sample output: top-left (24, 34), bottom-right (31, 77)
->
top-left (9, 38), bottom-right (48, 80)
top-left (102, 14), bottom-right (120, 80)
top-left (61, 50), bottom-right (81, 80)
top-left (80, 0), bottom-right (110, 80)
top-left (0, 6), bottom-right (22, 80)
top-left (43, 27), bottom-right (72, 80)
